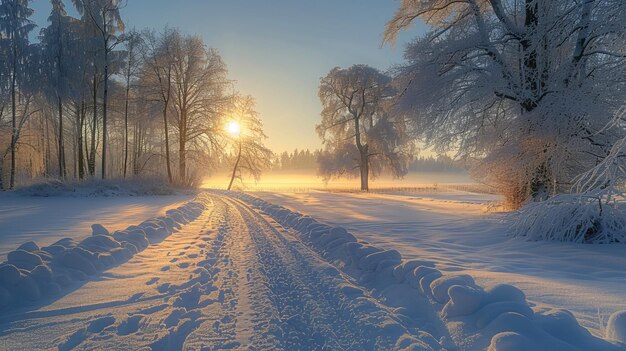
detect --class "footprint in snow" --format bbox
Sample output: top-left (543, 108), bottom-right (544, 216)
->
top-left (146, 277), bottom-right (160, 285)
top-left (128, 292), bottom-right (145, 302)
top-left (177, 262), bottom-right (190, 269)
top-left (117, 315), bottom-right (145, 336)
top-left (57, 328), bottom-right (88, 351)
top-left (157, 283), bottom-right (171, 293)
top-left (87, 316), bottom-right (116, 333)
top-left (161, 266), bottom-right (170, 271)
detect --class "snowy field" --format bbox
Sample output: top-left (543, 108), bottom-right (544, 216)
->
top-left (0, 190), bottom-right (624, 350)
top-left (0, 194), bottom-right (194, 260)
top-left (254, 190), bottom-right (626, 336)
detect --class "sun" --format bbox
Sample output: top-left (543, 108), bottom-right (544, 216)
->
top-left (226, 121), bottom-right (240, 136)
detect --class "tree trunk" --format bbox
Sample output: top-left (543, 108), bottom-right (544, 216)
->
top-left (123, 77), bottom-right (130, 178)
top-left (89, 74), bottom-right (97, 177)
top-left (58, 96), bottom-right (66, 179)
top-left (0, 151), bottom-right (3, 191)
top-left (228, 140), bottom-right (242, 190)
top-left (353, 114), bottom-right (369, 192)
top-left (45, 113), bottom-right (51, 177)
top-left (102, 44), bottom-right (109, 180)
top-left (359, 146), bottom-right (369, 192)
top-left (179, 131), bottom-right (186, 185)
top-left (178, 110), bottom-right (186, 185)
top-left (162, 106), bottom-right (173, 183)
top-left (521, 0), bottom-right (551, 202)
top-left (10, 28), bottom-right (17, 190)
top-left (77, 100), bottom-right (85, 179)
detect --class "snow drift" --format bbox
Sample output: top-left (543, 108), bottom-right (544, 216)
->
top-left (227, 190), bottom-right (626, 350)
top-left (0, 194), bottom-right (208, 311)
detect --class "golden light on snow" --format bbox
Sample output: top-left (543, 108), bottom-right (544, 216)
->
top-left (226, 121), bottom-right (241, 136)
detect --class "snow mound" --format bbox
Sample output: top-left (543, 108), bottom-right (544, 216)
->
top-left (607, 311), bottom-right (626, 344)
top-left (0, 194), bottom-right (208, 311)
top-left (227, 190), bottom-right (626, 351)
top-left (11, 179), bottom-right (194, 198)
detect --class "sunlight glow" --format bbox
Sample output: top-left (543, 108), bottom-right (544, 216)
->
top-left (226, 121), bottom-right (241, 136)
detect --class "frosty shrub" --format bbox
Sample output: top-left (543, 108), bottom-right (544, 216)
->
top-left (512, 120), bottom-right (626, 243)
top-left (510, 192), bottom-right (626, 243)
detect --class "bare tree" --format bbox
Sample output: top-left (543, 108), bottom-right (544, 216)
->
top-left (169, 34), bottom-right (230, 185)
top-left (226, 95), bottom-right (272, 190)
top-left (0, 0), bottom-right (36, 189)
top-left (140, 28), bottom-right (175, 183)
top-left (120, 29), bottom-right (141, 178)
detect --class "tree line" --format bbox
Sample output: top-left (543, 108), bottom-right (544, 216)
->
top-left (0, 0), bottom-right (271, 189)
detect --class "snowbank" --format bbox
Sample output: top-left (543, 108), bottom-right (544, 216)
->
top-left (227, 190), bottom-right (626, 350)
top-left (0, 194), bottom-right (208, 311)
top-left (10, 178), bottom-right (195, 198)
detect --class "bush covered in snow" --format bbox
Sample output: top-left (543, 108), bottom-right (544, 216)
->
top-left (510, 193), bottom-right (626, 243)
top-left (511, 133), bottom-right (626, 243)
top-left (10, 178), bottom-right (195, 197)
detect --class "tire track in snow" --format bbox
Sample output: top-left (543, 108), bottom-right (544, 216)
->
top-left (221, 195), bottom-right (421, 350)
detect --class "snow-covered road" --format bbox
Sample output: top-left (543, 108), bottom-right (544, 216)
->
top-left (0, 193), bottom-right (425, 350)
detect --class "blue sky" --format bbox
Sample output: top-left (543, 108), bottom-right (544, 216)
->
top-left (31, 0), bottom-right (425, 152)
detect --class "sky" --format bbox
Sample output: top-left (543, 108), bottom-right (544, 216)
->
top-left (31, 0), bottom-right (425, 153)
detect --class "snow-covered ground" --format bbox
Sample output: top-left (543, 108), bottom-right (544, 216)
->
top-left (0, 190), bottom-right (624, 350)
top-left (0, 194), bottom-right (194, 260)
top-left (0, 193), bottom-right (433, 350)
top-left (254, 190), bottom-right (626, 336)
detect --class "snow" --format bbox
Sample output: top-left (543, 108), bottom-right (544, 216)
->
top-left (0, 197), bottom-right (205, 312)
top-left (0, 192), bottom-right (437, 350)
top-left (231, 190), bottom-right (626, 350)
top-left (252, 190), bottom-right (626, 337)
top-left (0, 194), bottom-right (194, 259)
top-left (608, 311), bottom-right (626, 343)
top-left (0, 190), bottom-right (624, 350)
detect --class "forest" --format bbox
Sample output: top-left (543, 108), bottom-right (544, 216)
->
top-left (0, 0), bottom-right (272, 189)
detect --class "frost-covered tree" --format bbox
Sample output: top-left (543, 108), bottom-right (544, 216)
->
top-left (169, 34), bottom-right (231, 185)
top-left (140, 28), bottom-right (176, 183)
top-left (40, 0), bottom-right (76, 179)
top-left (226, 95), bottom-right (272, 190)
top-left (317, 65), bottom-right (414, 191)
top-left (71, 0), bottom-right (124, 179)
top-left (385, 0), bottom-right (626, 207)
top-left (0, 0), bottom-right (36, 189)
top-left (119, 29), bottom-right (141, 178)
